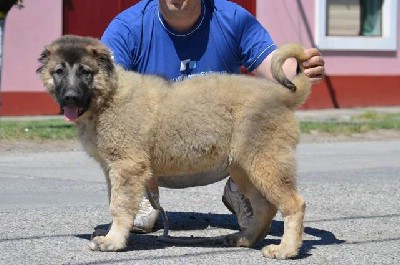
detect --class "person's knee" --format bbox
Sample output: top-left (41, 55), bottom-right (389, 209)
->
top-left (158, 170), bottom-right (229, 189)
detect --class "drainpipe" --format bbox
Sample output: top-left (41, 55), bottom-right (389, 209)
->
top-left (0, 18), bottom-right (4, 91)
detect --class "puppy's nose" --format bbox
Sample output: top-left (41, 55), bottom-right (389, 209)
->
top-left (64, 90), bottom-right (79, 105)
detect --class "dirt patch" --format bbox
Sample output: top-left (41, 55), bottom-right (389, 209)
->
top-left (0, 139), bottom-right (82, 154)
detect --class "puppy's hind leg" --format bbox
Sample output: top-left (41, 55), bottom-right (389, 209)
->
top-left (89, 158), bottom-right (150, 252)
top-left (247, 149), bottom-right (305, 259)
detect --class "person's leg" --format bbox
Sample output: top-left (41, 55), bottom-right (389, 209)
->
top-left (132, 163), bottom-right (256, 233)
top-left (132, 177), bottom-right (160, 233)
top-left (222, 178), bottom-right (261, 231)
top-left (223, 164), bottom-right (276, 247)
top-left (133, 162), bottom-right (230, 233)
top-left (147, 176), bottom-right (159, 194)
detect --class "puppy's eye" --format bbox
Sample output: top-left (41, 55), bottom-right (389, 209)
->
top-left (81, 69), bottom-right (92, 75)
top-left (54, 68), bottom-right (64, 75)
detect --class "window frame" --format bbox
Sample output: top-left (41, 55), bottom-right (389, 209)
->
top-left (315, 0), bottom-right (398, 51)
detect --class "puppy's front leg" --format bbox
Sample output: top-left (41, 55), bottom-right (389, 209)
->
top-left (89, 159), bottom-right (150, 251)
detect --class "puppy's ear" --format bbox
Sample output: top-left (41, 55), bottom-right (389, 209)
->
top-left (36, 47), bottom-right (51, 73)
top-left (87, 45), bottom-right (114, 76)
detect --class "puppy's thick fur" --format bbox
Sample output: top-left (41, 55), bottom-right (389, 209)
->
top-left (37, 35), bottom-right (311, 259)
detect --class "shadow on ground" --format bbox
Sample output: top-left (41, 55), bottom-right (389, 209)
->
top-left (76, 211), bottom-right (345, 256)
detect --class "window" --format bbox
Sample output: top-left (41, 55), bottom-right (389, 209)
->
top-left (315, 0), bottom-right (398, 51)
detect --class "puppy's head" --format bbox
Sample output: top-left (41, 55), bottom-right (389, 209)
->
top-left (37, 35), bottom-right (114, 121)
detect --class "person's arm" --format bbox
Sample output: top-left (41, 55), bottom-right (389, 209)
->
top-left (252, 48), bottom-right (325, 85)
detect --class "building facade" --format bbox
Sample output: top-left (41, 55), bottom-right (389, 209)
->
top-left (0, 0), bottom-right (399, 115)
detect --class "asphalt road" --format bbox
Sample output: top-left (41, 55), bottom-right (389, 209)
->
top-left (0, 140), bottom-right (399, 265)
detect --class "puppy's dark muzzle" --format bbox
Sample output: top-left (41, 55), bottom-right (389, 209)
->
top-left (60, 89), bottom-right (89, 121)
top-left (63, 90), bottom-right (81, 106)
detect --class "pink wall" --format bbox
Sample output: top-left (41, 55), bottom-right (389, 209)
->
top-left (1, 0), bottom-right (62, 92)
top-left (1, 0), bottom-right (399, 93)
top-left (256, 0), bottom-right (400, 76)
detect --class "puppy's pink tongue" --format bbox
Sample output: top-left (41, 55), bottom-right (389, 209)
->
top-left (63, 106), bottom-right (79, 122)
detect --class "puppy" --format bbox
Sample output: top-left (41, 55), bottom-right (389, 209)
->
top-left (37, 35), bottom-right (311, 259)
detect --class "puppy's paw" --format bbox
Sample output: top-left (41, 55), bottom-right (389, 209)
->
top-left (88, 235), bottom-right (126, 252)
top-left (262, 244), bottom-right (297, 259)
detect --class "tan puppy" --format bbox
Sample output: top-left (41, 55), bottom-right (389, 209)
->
top-left (37, 35), bottom-right (311, 259)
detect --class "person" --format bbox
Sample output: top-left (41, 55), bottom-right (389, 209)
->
top-left (101, 0), bottom-right (325, 233)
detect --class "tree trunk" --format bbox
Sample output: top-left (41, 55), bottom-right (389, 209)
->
top-left (0, 1), bottom-right (23, 95)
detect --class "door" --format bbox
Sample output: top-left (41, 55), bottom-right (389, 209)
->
top-left (63, 0), bottom-right (140, 38)
top-left (231, 0), bottom-right (256, 15)
top-left (63, 0), bottom-right (256, 38)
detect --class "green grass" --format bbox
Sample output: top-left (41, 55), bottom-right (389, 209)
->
top-left (0, 119), bottom-right (76, 140)
top-left (0, 111), bottom-right (399, 140)
top-left (300, 112), bottom-right (400, 135)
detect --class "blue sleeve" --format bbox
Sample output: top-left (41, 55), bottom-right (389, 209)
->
top-left (101, 18), bottom-right (137, 71)
top-left (235, 9), bottom-right (276, 72)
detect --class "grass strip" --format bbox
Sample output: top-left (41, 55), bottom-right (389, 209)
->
top-left (301, 112), bottom-right (400, 135)
top-left (0, 111), bottom-right (399, 140)
top-left (0, 119), bottom-right (76, 140)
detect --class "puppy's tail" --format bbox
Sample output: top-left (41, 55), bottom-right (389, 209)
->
top-left (271, 43), bottom-right (312, 108)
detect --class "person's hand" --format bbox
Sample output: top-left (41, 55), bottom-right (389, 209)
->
top-left (302, 48), bottom-right (325, 85)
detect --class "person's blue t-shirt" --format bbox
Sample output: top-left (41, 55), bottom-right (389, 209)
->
top-left (101, 0), bottom-right (276, 81)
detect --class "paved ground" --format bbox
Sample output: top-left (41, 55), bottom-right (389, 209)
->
top-left (0, 138), bottom-right (399, 264)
